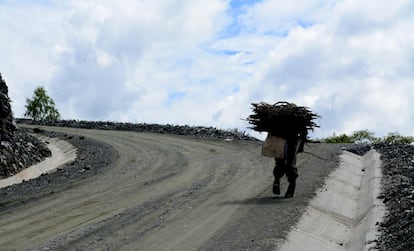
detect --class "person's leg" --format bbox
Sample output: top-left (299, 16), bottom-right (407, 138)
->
top-left (273, 159), bottom-right (285, 195)
top-left (285, 167), bottom-right (298, 197)
top-left (284, 140), bottom-right (299, 198)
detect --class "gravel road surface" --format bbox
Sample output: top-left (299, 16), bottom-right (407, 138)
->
top-left (0, 126), bottom-right (342, 250)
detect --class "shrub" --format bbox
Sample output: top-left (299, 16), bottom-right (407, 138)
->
top-left (322, 130), bottom-right (413, 145)
top-left (383, 132), bottom-right (414, 144)
top-left (324, 133), bottom-right (354, 143)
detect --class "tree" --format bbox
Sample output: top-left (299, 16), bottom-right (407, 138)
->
top-left (25, 87), bottom-right (60, 121)
top-left (350, 129), bottom-right (379, 144)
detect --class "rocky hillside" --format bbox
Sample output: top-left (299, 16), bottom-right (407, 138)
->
top-left (0, 74), bottom-right (51, 178)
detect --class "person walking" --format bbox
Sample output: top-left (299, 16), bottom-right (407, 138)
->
top-left (272, 135), bottom-right (305, 198)
top-left (247, 101), bottom-right (319, 198)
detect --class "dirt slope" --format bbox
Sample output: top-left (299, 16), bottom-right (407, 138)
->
top-left (0, 126), bottom-right (342, 250)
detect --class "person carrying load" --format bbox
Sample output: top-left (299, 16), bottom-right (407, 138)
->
top-left (247, 101), bottom-right (320, 198)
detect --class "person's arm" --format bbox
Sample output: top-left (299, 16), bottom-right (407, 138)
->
top-left (297, 132), bottom-right (307, 153)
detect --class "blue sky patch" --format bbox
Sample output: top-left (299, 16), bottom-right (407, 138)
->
top-left (219, 0), bottom-right (263, 38)
top-left (166, 91), bottom-right (186, 106)
top-left (297, 19), bottom-right (314, 29)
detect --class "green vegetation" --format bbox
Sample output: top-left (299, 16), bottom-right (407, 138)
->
top-left (383, 132), bottom-right (414, 144)
top-left (322, 129), bottom-right (414, 145)
top-left (24, 86), bottom-right (60, 121)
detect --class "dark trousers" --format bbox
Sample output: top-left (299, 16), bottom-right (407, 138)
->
top-left (273, 139), bottom-right (299, 183)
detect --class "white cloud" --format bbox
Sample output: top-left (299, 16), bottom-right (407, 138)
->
top-left (1, 0), bottom-right (414, 138)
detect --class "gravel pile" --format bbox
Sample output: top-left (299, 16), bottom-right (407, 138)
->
top-left (16, 118), bottom-right (256, 141)
top-left (348, 143), bottom-right (414, 250)
top-left (374, 143), bottom-right (414, 251)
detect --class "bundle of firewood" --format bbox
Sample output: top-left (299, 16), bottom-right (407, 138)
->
top-left (247, 101), bottom-right (320, 138)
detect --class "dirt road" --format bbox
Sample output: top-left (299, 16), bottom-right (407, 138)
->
top-left (0, 126), bottom-right (342, 250)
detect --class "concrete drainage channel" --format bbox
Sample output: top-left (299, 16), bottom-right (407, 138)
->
top-left (0, 136), bottom-right (77, 189)
top-left (279, 149), bottom-right (385, 251)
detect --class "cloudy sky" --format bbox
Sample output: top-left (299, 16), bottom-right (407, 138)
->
top-left (1, 0), bottom-right (413, 139)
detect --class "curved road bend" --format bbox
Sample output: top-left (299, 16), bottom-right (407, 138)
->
top-left (0, 126), bottom-right (342, 250)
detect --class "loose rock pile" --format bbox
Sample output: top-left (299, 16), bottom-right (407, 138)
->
top-left (16, 118), bottom-right (256, 141)
top-left (375, 143), bottom-right (414, 250)
top-left (348, 143), bottom-right (414, 250)
top-left (0, 74), bottom-right (51, 178)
